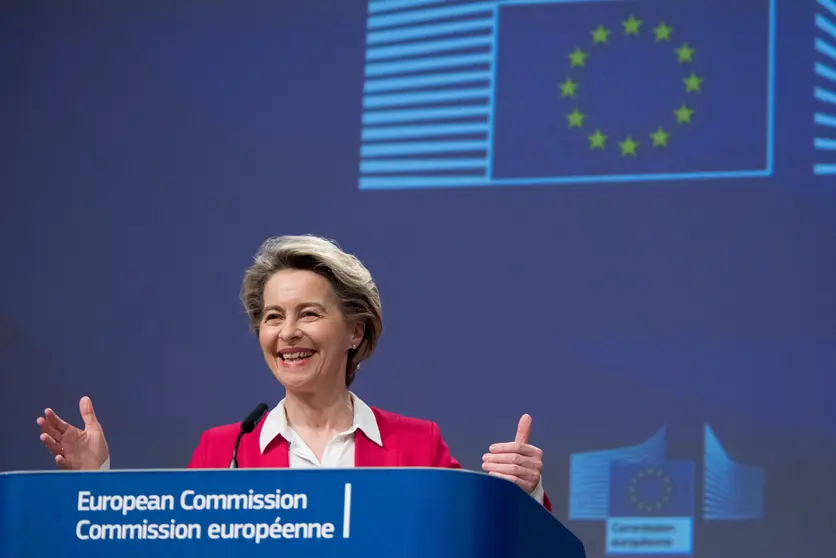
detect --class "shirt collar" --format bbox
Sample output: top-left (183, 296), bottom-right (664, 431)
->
top-left (258, 391), bottom-right (382, 454)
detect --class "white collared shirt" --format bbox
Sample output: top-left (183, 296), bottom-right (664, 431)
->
top-left (258, 391), bottom-right (382, 468)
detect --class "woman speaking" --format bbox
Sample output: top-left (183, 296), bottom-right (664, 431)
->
top-left (36, 235), bottom-right (551, 511)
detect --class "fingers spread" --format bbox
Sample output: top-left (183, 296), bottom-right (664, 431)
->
top-left (39, 433), bottom-right (63, 457)
top-left (488, 442), bottom-right (542, 458)
top-left (44, 408), bottom-right (69, 434)
top-left (37, 416), bottom-right (63, 441)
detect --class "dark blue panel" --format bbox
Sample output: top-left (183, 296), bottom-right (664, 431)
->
top-left (493, 0), bottom-right (772, 181)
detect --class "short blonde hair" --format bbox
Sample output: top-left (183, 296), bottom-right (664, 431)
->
top-left (240, 235), bottom-right (382, 386)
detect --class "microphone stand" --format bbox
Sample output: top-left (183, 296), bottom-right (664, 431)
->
top-left (229, 402), bottom-right (269, 469)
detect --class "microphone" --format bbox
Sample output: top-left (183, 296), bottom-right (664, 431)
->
top-left (229, 402), bottom-right (269, 469)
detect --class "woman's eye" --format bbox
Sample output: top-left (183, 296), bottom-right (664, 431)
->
top-left (301, 311), bottom-right (320, 319)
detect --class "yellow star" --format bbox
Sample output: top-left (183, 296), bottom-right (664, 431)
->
top-left (654, 22), bottom-right (673, 41)
top-left (684, 72), bottom-right (703, 92)
top-left (620, 136), bottom-right (639, 156)
top-left (623, 15), bottom-right (642, 35)
top-left (588, 129), bottom-right (607, 149)
top-left (569, 48), bottom-right (589, 68)
top-left (650, 126), bottom-right (670, 147)
top-left (676, 44), bottom-right (695, 63)
top-left (559, 77), bottom-right (579, 98)
top-left (591, 25), bottom-right (610, 45)
top-left (675, 104), bottom-right (694, 124)
top-left (566, 108), bottom-right (586, 128)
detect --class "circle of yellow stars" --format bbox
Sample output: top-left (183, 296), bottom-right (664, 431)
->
top-left (559, 14), bottom-right (704, 156)
top-left (628, 467), bottom-right (674, 512)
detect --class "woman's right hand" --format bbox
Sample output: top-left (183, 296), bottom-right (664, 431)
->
top-left (37, 396), bottom-right (110, 470)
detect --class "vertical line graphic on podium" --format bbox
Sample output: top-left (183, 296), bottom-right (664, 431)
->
top-left (815, 0), bottom-right (836, 176)
top-left (343, 483), bottom-right (353, 538)
top-left (359, 0), bottom-right (776, 190)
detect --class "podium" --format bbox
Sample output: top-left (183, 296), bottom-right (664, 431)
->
top-left (0, 467), bottom-right (585, 557)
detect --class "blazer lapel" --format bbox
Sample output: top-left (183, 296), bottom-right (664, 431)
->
top-left (259, 436), bottom-right (290, 468)
top-left (354, 429), bottom-right (394, 467)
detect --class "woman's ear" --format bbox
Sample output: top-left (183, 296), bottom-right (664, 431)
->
top-left (350, 321), bottom-right (365, 349)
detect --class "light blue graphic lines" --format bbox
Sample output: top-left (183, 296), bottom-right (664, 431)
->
top-left (361, 0), bottom-right (496, 183)
top-left (702, 425), bottom-right (765, 520)
top-left (815, 0), bottom-right (836, 175)
top-left (568, 426), bottom-right (667, 520)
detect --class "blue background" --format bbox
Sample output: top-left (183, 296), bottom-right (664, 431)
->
top-left (1, 1), bottom-right (835, 557)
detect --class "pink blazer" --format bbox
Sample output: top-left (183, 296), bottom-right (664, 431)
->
top-left (187, 405), bottom-right (552, 512)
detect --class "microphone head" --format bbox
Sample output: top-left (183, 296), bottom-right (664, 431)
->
top-left (241, 402), bottom-right (269, 433)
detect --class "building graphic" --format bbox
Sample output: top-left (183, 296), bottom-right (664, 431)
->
top-left (568, 424), bottom-right (764, 555)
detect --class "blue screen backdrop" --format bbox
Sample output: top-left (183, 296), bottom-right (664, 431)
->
top-left (1, 0), bottom-right (835, 556)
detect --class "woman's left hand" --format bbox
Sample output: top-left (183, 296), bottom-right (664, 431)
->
top-left (481, 414), bottom-right (543, 494)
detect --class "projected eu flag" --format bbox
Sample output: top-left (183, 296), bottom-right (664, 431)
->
top-left (492, 0), bottom-right (773, 184)
top-left (606, 461), bottom-right (696, 555)
top-left (359, 0), bottom-right (775, 190)
top-left (610, 462), bottom-right (696, 517)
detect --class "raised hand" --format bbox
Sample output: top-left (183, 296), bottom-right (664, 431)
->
top-left (481, 414), bottom-right (543, 494)
top-left (36, 396), bottom-right (109, 470)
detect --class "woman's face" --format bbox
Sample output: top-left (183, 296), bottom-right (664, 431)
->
top-left (258, 269), bottom-right (363, 394)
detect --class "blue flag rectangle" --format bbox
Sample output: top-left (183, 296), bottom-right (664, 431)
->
top-left (609, 461), bottom-right (696, 517)
top-left (492, 0), bottom-right (773, 183)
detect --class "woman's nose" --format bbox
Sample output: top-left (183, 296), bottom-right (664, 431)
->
top-left (278, 319), bottom-right (302, 342)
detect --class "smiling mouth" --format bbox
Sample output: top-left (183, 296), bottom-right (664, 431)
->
top-left (278, 350), bottom-right (316, 362)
